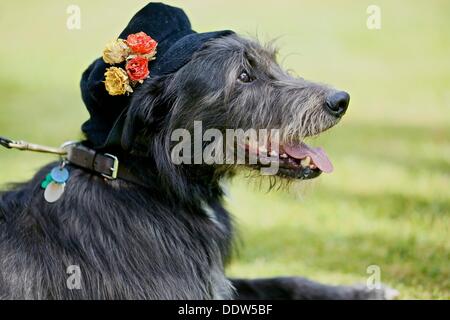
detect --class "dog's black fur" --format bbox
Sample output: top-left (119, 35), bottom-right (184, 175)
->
top-left (0, 35), bottom-right (393, 299)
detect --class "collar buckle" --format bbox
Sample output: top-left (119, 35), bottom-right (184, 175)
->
top-left (102, 153), bottom-right (119, 180)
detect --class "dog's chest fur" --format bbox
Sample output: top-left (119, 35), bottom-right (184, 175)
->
top-left (0, 164), bottom-right (233, 299)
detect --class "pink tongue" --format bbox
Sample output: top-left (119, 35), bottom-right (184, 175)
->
top-left (283, 142), bottom-right (334, 173)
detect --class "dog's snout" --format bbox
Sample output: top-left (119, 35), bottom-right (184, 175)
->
top-left (325, 91), bottom-right (350, 117)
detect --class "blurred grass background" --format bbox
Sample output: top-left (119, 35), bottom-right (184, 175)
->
top-left (0, 0), bottom-right (449, 299)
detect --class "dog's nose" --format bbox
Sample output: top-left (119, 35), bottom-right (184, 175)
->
top-left (325, 91), bottom-right (350, 117)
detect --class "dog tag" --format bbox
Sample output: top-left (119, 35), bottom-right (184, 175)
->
top-left (44, 182), bottom-right (66, 203)
top-left (50, 167), bottom-right (69, 184)
top-left (41, 173), bottom-right (53, 189)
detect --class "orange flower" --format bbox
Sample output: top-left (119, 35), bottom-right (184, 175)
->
top-left (126, 56), bottom-right (150, 81)
top-left (126, 32), bottom-right (158, 56)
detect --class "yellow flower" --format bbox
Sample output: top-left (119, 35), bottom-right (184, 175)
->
top-left (104, 67), bottom-right (133, 96)
top-left (102, 39), bottom-right (130, 64)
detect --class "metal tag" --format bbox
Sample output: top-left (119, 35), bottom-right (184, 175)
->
top-left (50, 167), bottom-right (69, 184)
top-left (44, 182), bottom-right (66, 203)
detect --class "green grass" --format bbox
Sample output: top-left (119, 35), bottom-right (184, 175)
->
top-left (0, 0), bottom-right (449, 299)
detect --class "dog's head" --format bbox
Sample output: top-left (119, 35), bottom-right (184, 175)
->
top-left (122, 34), bottom-right (349, 188)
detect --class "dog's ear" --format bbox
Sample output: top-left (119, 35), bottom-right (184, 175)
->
top-left (121, 76), bottom-right (169, 150)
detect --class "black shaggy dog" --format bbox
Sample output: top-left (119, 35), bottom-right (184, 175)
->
top-left (0, 4), bottom-right (395, 300)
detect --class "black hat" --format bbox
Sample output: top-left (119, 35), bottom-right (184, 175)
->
top-left (80, 2), bottom-right (233, 148)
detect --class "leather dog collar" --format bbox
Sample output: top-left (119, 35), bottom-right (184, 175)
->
top-left (0, 136), bottom-right (146, 188)
top-left (66, 144), bottom-right (147, 187)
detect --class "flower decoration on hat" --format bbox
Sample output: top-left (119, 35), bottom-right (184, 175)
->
top-left (102, 32), bottom-right (158, 96)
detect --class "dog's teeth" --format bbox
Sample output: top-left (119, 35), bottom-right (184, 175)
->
top-left (280, 153), bottom-right (288, 159)
top-left (301, 156), bottom-right (311, 167)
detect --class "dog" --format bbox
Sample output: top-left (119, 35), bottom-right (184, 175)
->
top-left (0, 5), bottom-right (396, 300)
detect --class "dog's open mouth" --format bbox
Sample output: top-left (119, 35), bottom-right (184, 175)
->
top-left (246, 140), bottom-right (334, 180)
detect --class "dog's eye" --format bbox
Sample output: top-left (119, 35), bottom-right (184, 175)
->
top-left (238, 72), bottom-right (252, 83)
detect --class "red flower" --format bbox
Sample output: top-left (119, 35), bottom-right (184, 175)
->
top-left (126, 32), bottom-right (157, 55)
top-left (126, 56), bottom-right (150, 81)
